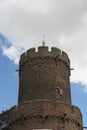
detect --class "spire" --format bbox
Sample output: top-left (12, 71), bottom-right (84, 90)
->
top-left (42, 35), bottom-right (46, 46)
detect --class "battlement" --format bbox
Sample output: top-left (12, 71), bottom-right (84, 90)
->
top-left (20, 46), bottom-right (70, 67)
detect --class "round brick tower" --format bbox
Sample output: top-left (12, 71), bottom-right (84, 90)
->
top-left (18, 44), bottom-right (71, 111)
top-left (16, 43), bottom-right (83, 130)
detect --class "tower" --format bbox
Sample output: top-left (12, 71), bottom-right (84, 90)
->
top-left (18, 44), bottom-right (71, 113)
top-left (1, 43), bottom-right (83, 130)
top-left (17, 43), bottom-right (83, 130)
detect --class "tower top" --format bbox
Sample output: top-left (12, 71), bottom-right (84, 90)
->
top-left (20, 45), bottom-right (70, 68)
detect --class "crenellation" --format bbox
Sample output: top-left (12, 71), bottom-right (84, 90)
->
top-left (20, 46), bottom-right (70, 67)
top-left (27, 48), bottom-right (36, 57)
top-left (38, 46), bottom-right (48, 55)
top-left (20, 53), bottom-right (25, 61)
top-left (51, 47), bottom-right (61, 56)
top-left (20, 54), bottom-right (29, 66)
top-left (62, 51), bottom-right (69, 61)
top-left (59, 51), bottom-right (70, 67)
top-left (20, 53), bottom-right (26, 65)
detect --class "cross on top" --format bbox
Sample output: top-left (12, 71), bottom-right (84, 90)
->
top-left (42, 35), bottom-right (46, 46)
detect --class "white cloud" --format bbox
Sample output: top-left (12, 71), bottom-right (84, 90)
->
top-left (2, 45), bottom-right (22, 64)
top-left (0, 0), bottom-right (87, 88)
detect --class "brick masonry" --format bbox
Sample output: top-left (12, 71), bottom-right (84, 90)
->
top-left (0, 45), bottom-right (83, 130)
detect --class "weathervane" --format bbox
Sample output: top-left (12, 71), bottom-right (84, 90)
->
top-left (42, 35), bottom-right (46, 46)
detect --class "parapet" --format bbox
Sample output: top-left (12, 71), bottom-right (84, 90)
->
top-left (20, 45), bottom-right (70, 67)
top-left (71, 105), bottom-right (82, 117)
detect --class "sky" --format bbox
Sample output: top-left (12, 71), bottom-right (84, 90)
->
top-left (0, 0), bottom-right (87, 128)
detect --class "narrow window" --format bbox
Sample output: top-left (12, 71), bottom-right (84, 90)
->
top-left (55, 87), bottom-right (60, 99)
top-left (38, 64), bottom-right (42, 77)
top-left (55, 87), bottom-right (63, 99)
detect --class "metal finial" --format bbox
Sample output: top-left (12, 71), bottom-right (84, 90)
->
top-left (42, 35), bottom-right (46, 46)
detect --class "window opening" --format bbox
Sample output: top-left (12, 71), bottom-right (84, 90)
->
top-left (55, 87), bottom-right (63, 99)
top-left (55, 87), bottom-right (60, 99)
top-left (38, 64), bottom-right (42, 78)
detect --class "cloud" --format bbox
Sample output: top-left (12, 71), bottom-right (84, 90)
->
top-left (0, 0), bottom-right (87, 87)
top-left (0, 0), bottom-right (85, 45)
top-left (0, 34), bottom-right (24, 64)
top-left (0, 34), bottom-right (11, 47)
top-left (1, 45), bottom-right (23, 64)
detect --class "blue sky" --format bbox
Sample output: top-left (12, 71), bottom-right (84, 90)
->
top-left (71, 83), bottom-right (87, 127)
top-left (0, 47), bottom-right (18, 111)
top-left (0, 0), bottom-right (87, 129)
